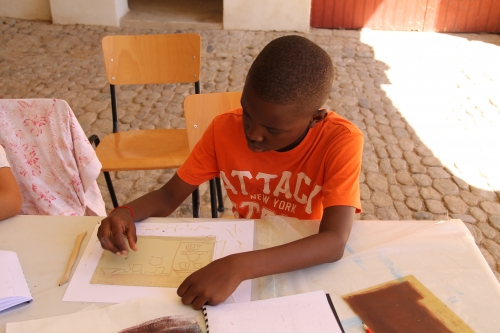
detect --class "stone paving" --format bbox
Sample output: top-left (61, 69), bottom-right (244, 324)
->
top-left (1, 17), bottom-right (499, 281)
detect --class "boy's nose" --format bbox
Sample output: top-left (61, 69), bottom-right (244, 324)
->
top-left (246, 123), bottom-right (264, 142)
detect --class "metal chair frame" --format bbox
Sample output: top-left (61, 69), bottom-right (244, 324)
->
top-left (93, 34), bottom-right (224, 218)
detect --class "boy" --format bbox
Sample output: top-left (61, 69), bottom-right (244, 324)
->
top-left (98, 35), bottom-right (363, 309)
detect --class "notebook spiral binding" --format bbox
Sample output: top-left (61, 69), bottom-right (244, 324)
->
top-left (202, 306), bottom-right (209, 333)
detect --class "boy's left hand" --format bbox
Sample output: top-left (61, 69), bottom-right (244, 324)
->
top-left (177, 254), bottom-right (244, 310)
top-left (177, 206), bottom-right (354, 310)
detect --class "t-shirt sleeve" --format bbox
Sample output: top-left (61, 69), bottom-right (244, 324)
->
top-left (177, 120), bottom-right (220, 186)
top-left (322, 131), bottom-right (363, 213)
top-left (0, 145), bottom-right (11, 168)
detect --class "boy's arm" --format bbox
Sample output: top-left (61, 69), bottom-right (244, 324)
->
top-left (177, 205), bottom-right (354, 309)
top-left (0, 167), bottom-right (22, 221)
top-left (97, 173), bottom-right (198, 255)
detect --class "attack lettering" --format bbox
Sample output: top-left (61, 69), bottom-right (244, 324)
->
top-left (220, 170), bottom-right (322, 219)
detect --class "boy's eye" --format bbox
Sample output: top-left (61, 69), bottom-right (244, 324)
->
top-left (266, 128), bottom-right (281, 134)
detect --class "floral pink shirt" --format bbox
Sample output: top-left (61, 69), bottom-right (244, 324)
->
top-left (0, 99), bottom-right (106, 216)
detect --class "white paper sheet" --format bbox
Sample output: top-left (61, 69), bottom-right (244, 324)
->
top-left (203, 290), bottom-right (343, 333)
top-left (7, 297), bottom-right (204, 333)
top-left (63, 219), bottom-right (254, 304)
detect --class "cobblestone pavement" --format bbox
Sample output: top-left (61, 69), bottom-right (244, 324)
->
top-left (1, 17), bottom-right (499, 280)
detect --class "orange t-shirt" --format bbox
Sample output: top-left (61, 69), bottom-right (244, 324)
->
top-left (177, 108), bottom-right (363, 220)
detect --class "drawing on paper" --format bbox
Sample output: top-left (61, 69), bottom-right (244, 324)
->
top-left (90, 236), bottom-right (216, 288)
top-left (118, 315), bottom-right (202, 333)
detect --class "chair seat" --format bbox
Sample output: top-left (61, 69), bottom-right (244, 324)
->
top-left (96, 129), bottom-right (190, 171)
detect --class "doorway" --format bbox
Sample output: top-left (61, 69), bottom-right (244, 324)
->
top-left (121, 0), bottom-right (223, 29)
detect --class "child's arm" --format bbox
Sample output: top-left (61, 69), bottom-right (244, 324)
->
top-left (0, 167), bottom-right (22, 221)
top-left (177, 205), bottom-right (354, 309)
top-left (97, 173), bottom-right (198, 255)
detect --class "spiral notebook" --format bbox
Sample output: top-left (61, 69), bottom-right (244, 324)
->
top-left (202, 290), bottom-right (345, 333)
top-left (0, 251), bottom-right (33, 315)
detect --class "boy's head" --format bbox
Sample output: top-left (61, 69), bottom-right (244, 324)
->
top-left (241, 35), bottom-right (334, 153)
top-left (245, 35), bottom-right (334, 116)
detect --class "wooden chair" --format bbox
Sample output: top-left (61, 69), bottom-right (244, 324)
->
top-left (91, 34), bottom-right (204, 216)
top-left (183, 91), bottom-right (243, 217)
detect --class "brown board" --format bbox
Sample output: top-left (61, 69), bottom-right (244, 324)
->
top-left (342, 275), bottom-right (475, 333)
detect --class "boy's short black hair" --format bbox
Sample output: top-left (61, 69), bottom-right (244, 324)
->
top-left (246, 35), bottom-right (334, 116)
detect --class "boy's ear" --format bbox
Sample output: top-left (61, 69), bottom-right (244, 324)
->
top-left (308, 109), bottom-right (328, 128)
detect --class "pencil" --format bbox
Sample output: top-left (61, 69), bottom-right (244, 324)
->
top-left (58, 231), bottom-right (87, 286)
top-left (363, 322), bottom-right (373, 333)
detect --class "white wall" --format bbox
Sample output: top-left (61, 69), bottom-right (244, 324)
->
top-left (223, 0), bottom-right (311, 33)
top-left (1, 0), bottom-right (311, 31)
top-left (0, 0), bottom-right (52, 21)
top-left (50, 0), bottom-right (128, 26)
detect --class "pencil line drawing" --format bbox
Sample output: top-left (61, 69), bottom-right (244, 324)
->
top-left (218, 240), bottom-right (227, 258)
top-left (191, 226), bottom-right (210, 232)
top-left (90, 236), bottom-right (216, 288)
top-left (0, 267), bottom-right (15, 294)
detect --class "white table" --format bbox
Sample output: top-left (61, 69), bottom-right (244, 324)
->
top-left (1, 215), bottom-right (499, 332)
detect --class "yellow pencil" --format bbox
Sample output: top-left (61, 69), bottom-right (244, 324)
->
top-left (58, 231), bottom-right (87, 286)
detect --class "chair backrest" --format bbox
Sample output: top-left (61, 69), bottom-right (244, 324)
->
top-left (0, 99), bottom-right (106, 216)
top-left (183, 92), bottom-right (242, 152)
top-left (102, 34), bottom-right (201, 85)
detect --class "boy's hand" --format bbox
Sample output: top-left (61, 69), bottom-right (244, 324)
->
top-left (95, 174), bottom-right (198, 256)
top-left (177, 255), bottom-right (244, 310)
top-left (97, 209), bottom-right (138, 256)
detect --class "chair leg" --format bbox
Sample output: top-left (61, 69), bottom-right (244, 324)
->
top-left (192, 188), bottom-right (200, 218)
top-left (209, 179), bottom-right (217, 218)
top-left (88, 135), bottom-right (119, 209)
top-left (104, 171), bottom-right (119, 208)
top-left (215, 177), bottom-right (225, 212)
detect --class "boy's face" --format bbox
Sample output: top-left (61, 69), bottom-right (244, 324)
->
top-left (240, 85), bottom-right (323, 153)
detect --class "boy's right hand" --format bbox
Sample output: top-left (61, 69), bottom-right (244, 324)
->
top-left (97, 208), bottom-right (138, 256)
